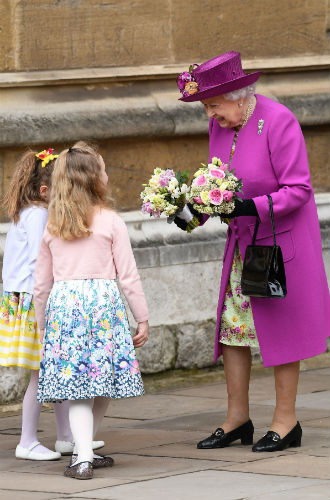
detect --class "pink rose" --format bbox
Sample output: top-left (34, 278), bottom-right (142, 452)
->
top-left (209, 188), bottom-right (223, 205)
top-left (210, 169), bottom-right (225, 179)
top-left (159, 174), bottom-right (169, 187)
top-left (196, 175), bottom-right (207, 186)
top-left (220, 164), bottom-right (228, 171)
top-left (193, 196), bottom-right (203, 204)
top-left (223, 190), bottom-right (234, 202)
top-left (164, 169), bottom-right (175, 178)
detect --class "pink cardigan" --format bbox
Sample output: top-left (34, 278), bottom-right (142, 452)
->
top-left (34, 208), bottom-right (149, 329)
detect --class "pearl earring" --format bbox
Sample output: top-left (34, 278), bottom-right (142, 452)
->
top-left (239, 102), bottom-right (243, 107)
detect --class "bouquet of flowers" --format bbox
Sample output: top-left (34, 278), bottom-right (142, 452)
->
top-left (186, 157), bottom-right (243, 219)
top-left (141, 168), bottom-right (190, 219)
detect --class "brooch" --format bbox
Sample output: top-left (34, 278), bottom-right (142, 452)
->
top-left (258, 119), bottom-right (264, 135)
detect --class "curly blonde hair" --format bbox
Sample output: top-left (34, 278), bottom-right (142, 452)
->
top-left (2, 150), bottom-right (55, 223)
top-left (47, 141), bottom-right (110, 240)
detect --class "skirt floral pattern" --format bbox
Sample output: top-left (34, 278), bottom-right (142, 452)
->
top-left (0, 291), bottom-right (41, 369)
top-left (219, 244), bottom-right (259, 348)
top-left (37, 279), bottom-right (144, 402)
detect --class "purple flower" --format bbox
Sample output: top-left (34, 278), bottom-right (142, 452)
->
top-left (176, 71), bottom-right (193, 92)
top-left (241, 301), bottom-right (250, 310)
top-left (142, 202), bottom-right (153, 214)
top-left (159, 174), bottom-right (169, 187)
top-left (164, 169), bottom-right (175, 178)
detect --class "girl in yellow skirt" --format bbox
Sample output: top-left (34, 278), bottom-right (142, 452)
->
top-left (0, 149), bottom-right (104, 460)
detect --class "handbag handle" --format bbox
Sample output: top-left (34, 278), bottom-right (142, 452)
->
top-left (251, 195), bottom-right (277, 247)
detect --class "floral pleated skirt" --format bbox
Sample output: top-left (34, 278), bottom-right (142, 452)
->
top-left (219, 244), bottom-right (259, 348)
top-left (0, 292), bottom-right (41, 369)
top-left (37, 279), bottom-right (144, 403)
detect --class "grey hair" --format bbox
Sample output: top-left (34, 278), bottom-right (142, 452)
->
top-left (223, 83), bottom-right (257, 101)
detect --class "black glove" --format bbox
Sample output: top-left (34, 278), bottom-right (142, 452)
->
top-left (173, 216), bottom-right (188, 231)
top-left (174, 203), bottom-right (203, 232)
top-left (220, 199), bottom-right (258, 218)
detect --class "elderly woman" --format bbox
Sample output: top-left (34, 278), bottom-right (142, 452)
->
top-left (175, 51), bottom-right (330, 452)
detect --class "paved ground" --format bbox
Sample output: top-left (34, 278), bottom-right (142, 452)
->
top-left (0, 360), bottom-right (329, 500)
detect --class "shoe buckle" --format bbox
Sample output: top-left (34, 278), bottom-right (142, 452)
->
top-left (214, 429), bottom-right (223, 437)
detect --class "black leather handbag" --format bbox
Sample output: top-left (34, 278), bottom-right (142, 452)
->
top-left (241, 195), bottom-right (287, 298)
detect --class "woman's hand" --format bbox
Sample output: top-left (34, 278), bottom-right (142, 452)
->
top-left (218, 199), bottom-right (258, 218)
top-left (133, 320), bottom-right (149, 348)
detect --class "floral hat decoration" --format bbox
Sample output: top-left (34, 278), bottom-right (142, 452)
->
top-left (176, 64), bottom-right (200, 98)
top-left (177, 51), bottom-right (262, 103)
top-left (35, 148), bottom-right (59, 168)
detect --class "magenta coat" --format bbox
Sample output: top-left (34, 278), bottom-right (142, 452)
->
top-left (207, 94), bottom-right (330, 367)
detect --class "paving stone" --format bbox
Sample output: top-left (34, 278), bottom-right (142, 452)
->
top-left (100, 416), bottom-right (149, 428)
top-left (72, 470), bottom-right (328, 500)
top-left (106, 394), bottom-right (225, 420)
top-left (245, 483), bottom-right (330, 500)
top-left (134, 406), bottom-right (329, 432)
top-left (0, 490), bottom-right (57, 500)
top-left (164, 369), bottom-right (330, 400)
top-left (88, 427), bottom-right (205, 454)
top-left (258, 390), bottom-right (330, 410)
top-left (121, 440), bottom-right (279, 463)
top-left (0, 471), bottom-right (131, 494)
top-left (165, 382), bottom-right (228, 399)
top-left (0, 367), bottom-right (328, 499)
top-left (224, 454), bottom-right (330, 480)
top-left (86, 453), bottom-right (227, 481)
top-left (300, 417), bottom-right (330, 428)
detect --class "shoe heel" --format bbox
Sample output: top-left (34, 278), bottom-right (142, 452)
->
top-left (290, 436), bottom-right (301, 447)
top-left (241, 432), bottom-right (254, 446)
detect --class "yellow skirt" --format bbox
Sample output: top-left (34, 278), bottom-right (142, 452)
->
top-left (0, 292), bottom-right (42, 370)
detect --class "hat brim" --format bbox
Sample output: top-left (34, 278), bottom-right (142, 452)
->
top-left (179, 71), bottom-right (262, 102)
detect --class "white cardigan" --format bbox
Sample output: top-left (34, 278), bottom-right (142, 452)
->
top-left (2, 206), bottom-right (47, 294)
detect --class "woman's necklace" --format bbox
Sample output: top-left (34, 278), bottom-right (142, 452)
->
top-left (228, 95), bottom-right (256, 167)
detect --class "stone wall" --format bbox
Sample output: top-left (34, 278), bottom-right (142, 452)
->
top-left (1, 1), bottom-right (329, 71)
top-left (0, 1), bottom-right (329, 219)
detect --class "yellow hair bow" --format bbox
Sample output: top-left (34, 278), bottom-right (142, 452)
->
top-left (36, 148), bottom-right (59, 168)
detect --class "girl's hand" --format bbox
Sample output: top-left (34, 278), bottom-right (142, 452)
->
top-left (133, 321), bottom-right (149, 348)
top-left (40, 329), bottom-right (45, 343)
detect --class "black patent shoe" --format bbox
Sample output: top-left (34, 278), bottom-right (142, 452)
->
top-left (197, 419), bottom-right (254, 449)
top-left (64, 461), bottom-right (93, 479)
top-left (252, 422), bottom-right (302, 452)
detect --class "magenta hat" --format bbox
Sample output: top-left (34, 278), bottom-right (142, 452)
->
top-left (177, 51), bottom-right (262, 102)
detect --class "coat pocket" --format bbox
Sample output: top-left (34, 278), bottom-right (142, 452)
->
top-left (248, 224), bottom-right (295, 263)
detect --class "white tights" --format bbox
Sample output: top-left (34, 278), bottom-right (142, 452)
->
top-left (19, 369), bottom-right (73, 453)
top-left (69, 397), bottom-right (109, 464)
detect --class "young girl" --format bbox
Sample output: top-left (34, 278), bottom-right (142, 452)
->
top-left (0, 149), bottom-right (79, 460)
top-left (34, 142), bottom-right (149, 480)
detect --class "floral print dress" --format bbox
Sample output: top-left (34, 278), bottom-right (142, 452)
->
top-left (37, 279), bottom-right (144, 402)
top-left (219, 244), bottom-right (259, 348)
